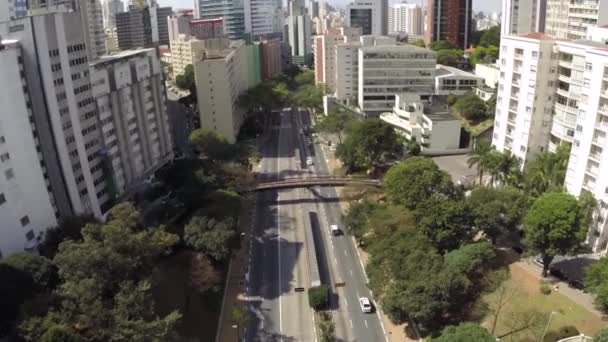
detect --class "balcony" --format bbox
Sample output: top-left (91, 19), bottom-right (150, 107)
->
top-left (593, 135), bottom-right (606, 146)
top-left (601, 89), bottom-right (608, 99)
top-left (589, 152), bottom-right (603, 162)
top-left (514, 53), bottom-right (524, 60)
top-left (509, 106), bottom-right (518, 113)
top-left (597, 119), bottom-right (608, 131)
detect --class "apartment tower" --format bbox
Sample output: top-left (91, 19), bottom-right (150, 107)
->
top-left (425, 0), bottom-right (473, 49)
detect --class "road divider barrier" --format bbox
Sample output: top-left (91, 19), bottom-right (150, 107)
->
top-left (304, 211), bottom-right (322, 287)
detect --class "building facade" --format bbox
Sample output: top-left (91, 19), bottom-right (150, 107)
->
top-left (435, 64), bottom-right (483, 95)
top-left (244, 0), bottom-right (283, 38)
top-left (170, 35), bottom-right (229, 79)
top-left (156, 6), bottom-right (172, 45)
top-left (388, 3), bottom-right (423, 36)
top-left (313, 26), bottom-right (361, 91)
top-left (545, 0), bottom-right (608, 40)
top-left (425, 0), bottom-right (473, 49)
top-left (335, 41), bottom-right (361, 104)
top-left (115, 7), bottom-right (154, 49)
top-left (260, 39), bottom-right (283, 80)
top-left (102, 0), bottom-right (125, 29)
top-left (501, 0), bottom-right (546, 36)
top-left (195, 0), bottom-right (245, 39)
top-left (345, 0), bottom-right (387, 36)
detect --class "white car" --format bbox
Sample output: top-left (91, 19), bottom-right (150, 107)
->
top-left (359, 297), bottom-right (372, 313)
top-left (330, 224), bottom-right (340, 236)
top-left (306, 157), bottom-right (313, 166)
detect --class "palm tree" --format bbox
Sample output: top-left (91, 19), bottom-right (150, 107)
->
top-left (467, 140), bottom-right (493, 186)
top-left (495, 151), bottom-right (521, 187)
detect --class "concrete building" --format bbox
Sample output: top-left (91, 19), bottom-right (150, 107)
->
top-left (168, 10), bottom-right (193, 41)
top-left (168, 14), bottom-right (224, 42)
top-left (313, 26), bottom-right (361, 91)
top-left (357, 37), bottom-right (436, 115)
top-left (1, 10), bottom-right (114, 224)
top-left (194, 40), bottom-right (261, 143)
top-left (102, 0), bottom-right (125, 29)
top-left (195, 0), bottom-right (245, 39)
top-left (475, 62), bottom-right (500, 88)
top-left (380, 93), bottom-right (462, 152)
top-left (170, 35), bottom-right (229, 79)
top-left (425, 0), bottom-right (473, 49)
top-left (501, 0), bottom-right (546, 36)
top-left (0, 39), bottom-right (58, 257)
top-left (587, 25), bottom-right (608, 43)
top-left (335, 41), bottom-right (361, 104)
top-left (434, 64), bottom-right (483, 96)
top-left (545, 0), bottom-right (608, 40)
top-left (115, 7), bottom-right (155, 49)
top-left (1, 0), bottom-right (28, 20)
top-left (260, 39), bottom-right (284, 80)
top-left (156, 6), bottom-right (172, 45)
top-left (90, 48), bottom-right (173, 198)
top-left (244, 0), bottom-right (283, 38)
top-left (345, 0), bottom-right (387, 36)
top-left (388, 3), bottom-right (423, 36)
top-left (287, 0), bottom-right (312, 65)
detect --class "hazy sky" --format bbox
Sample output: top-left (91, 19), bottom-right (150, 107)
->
top-left (157, 0), bottom-right (501, 14)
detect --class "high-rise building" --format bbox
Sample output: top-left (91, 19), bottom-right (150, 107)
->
top-left (195, 0), bottom-right (245, 39)
top-left (345, 0), bottom-right (387, 36)
top-left (168, 10), bottom-right (193, 41)
top-left (425, 0), bottom-right (473, 49)
top-left (545, 0), bottom-right (608, 40)
top-left (156, 6), bottom-right (172, 45)
top-left (102, 0), bottom-right (125, 29)
top-left (194, 40), bottom-right (261, 143)
top-left (313, 26), bottom-right (361, 91)
top-left (260, 39), bottom-right (284, 80)
top-left (1, 0), bottom-right (28, 20)
top-left (244, 0), bottom-right (283, 38)
top-left (493, 31), bottom-right (608, 253)
top-left (388, 3), bottom-right (423, 36)
top-left (501, 0), bottom-right (546, 36)
top-left (115, 5), bottom-right (170, 49)
top-left (170, 35), bottom-right (229, 78)
top-left (287, 0), bottom-right (312, 65)
top-left (0, 38), bottom-right (58, 257)
top-left (335, 41), bottom-right (361, 104)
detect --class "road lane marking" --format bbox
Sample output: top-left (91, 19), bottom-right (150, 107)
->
top-left (344, 298), bottom-right (348, 307)
top-left (334, 256), bottom-right (338, 265)
top-left (350, 320), bottom-right (353, 328)
top-left (364, 320), bottom-right (368, 328)
top-left (376, 309), bottom-right (389, 342)
top-left (344, 250), bottom-right (347, 256)
top-left (350, 269), bottom-right (353, 277)
top-left (352, 236), bottom-right (370, 283)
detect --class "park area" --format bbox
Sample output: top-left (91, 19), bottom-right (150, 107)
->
top-left (480, 261), bottom-right (605, 342)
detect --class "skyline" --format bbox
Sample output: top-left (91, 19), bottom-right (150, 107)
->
top-left (157, 0), bottom-right (501, 14)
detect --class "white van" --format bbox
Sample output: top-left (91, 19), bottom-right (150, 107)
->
top-left (330, 224), bottom-right (340, 236)
top-left (306, 157), bottom-right (313, 166)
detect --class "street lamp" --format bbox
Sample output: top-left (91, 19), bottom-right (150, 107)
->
top-left (539, 311), bottom-right (559, 342)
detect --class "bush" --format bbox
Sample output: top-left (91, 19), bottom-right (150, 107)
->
top-left (308, 285), bottom-right (329, 310)
top-left (540, 284), bottom-right (552, 295)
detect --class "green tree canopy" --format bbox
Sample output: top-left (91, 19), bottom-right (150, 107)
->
top-left (430, 40), bottom-right (458, 51)
top-left (523, 144), bottom-right (570, 197)
top-left (585, 258), bottom-right (608, 311)
top-left (595, 328), bottom-right (608, 342)
top-left (40, 324), bottom-right (82, 342)
top-left (384, 157), bottom-right (456, 210)
top-left (453, 93), bottom-right (488, 122)
top-left (436, 49), bottom-right (465, 67)
top-left (433, 323), bottom-right (496, 342)
top-left (38, 215), bottom-right (98, 258)
top-left (308, 285), bottom-right (329, 310)
top-left (175, 64), bottom-right (196, 95)
top-left (189, 128), bottom-right (236, 161)
top-left (444, 241), bottom-right (495, 277)
top-left (412, 39), bottom-right (426, 48)
top-left (416, 198), bottom-right (474, 253)
top-left (184, 215), bottom-right (236, 261)
top-left (2, 252), bottom-right (58, 291)
top-left (524, 192), bottom-right (587, 276)
top-left (315, 110), bottom-right (355, 143)
top-left (471, 45), bottom-right (499, 65)
top-left (479, 26), bottom-right (501, 47)
top-left (0, 263), bottom-right (37, 334)
top-left (335, 118), bottom-right (403, 172)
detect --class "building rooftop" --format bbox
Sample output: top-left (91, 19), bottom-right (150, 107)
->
top-left (92, 48), bottom-right (155, 66)
top-left (519, 32), bottom-right (555, 40)
top-left (361, 44), bottom-right (433, 53)
top-left (436, 64), bottom-right (481, 78)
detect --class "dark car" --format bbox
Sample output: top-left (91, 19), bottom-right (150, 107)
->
top-left (549, 267), bottom-right (568, 281)
top-left (568, 279), bottom-right (585, 291)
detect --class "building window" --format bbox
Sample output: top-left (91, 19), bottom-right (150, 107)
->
top-left (0, 193), bottom-right (5, 205)
top-left (20, 215), bottom-right (30, 226)
top-left (25, 230), bottom-right (35, 241)
top-left (5, 168), bottom-right (14, 180)
top-left (0, 136), bottom-right (5, 144)
top-left (0, 153), bottom-right (9, 162)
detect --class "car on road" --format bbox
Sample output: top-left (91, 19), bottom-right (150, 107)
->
top-left (533, 257), bottom-right (544, 267)
top-left (359, 297), bottom-right (373, 313)
top-left (306, 157), bottom-right (313, 166)
top-left (330, 224), bottom-right (341, 236)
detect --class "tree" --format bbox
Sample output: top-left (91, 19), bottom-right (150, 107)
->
top-left (416, 198), bottom-right (474, 253)
top-left (189, 128), bottom-right (236, 161)
top-left (189, 252), bottom-right (221, 293)
top-left (595, 328), bottom-right (608, 342)
top-left (453, 93), bottom-right (488, 122)
top-left (231, 304), bottom-right (251, 341)
top-left (412, 39), bottom-right (426, 48)
top-left (467, 140), bottom-right (494, 186)
top-left (494, 150), bottom-right (522, 186)
top-left (308, 285), bottom-right (329, 310)
top-left (184, 215), bottom-right (236, 261)
top-left (444, 241), bottom-right (495, 277)
top-left (335, 119), bottom-right (403, 172)
top-left (27, 203), bottom-right (182, 341)
top-left (2, 252), bottom-right (58, 291)
top-left (38, 215), bottom-right (97, 258)
top-left (524, 144), bottom-right (570, 197)
top-left (315, 110), bottom-right (354, 143)
top-left (384, 157), bottom-right (455, 210)
top-left (406, 139), bottom-right (421, 156)
top-left (342, 199), bottom-right (379, 242)
top-left (524, 192), bottom-right (587, 276)
top-left (0, 263), bottom-right (37, 334)
top-left (40, 325), bottom-right (82, 342)
top-left (585, 257), bottom-right (608, 310)
top-left (433, 323), bottom-right (496, 342)
top-left (318, 312), bottom-right (336, 342)
top-left (471, 45), bottom-right (499, 65)
top-left (295, 70), bottom-right (315, 85)
top-left (479, 26), bottom-right (501, 47)
top-left (175, 64), bottom-right (196, 98)
top-left (430, 40), bottom-right (458, 51)
top-left (436, 49), bottom-right (465, 67)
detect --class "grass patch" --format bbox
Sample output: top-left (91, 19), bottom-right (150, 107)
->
top-left (450, 108), bottom-right (494, 137)
top-left (480, 264), bottom-right (604, 341)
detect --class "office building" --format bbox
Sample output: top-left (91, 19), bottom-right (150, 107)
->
top-left (170, 35), bottom-right (229, 78)
top-left (90, 48), bottom-right (173, 197)
top-left (425, 0), bottom-right (473, 49)
top-left (335, 41), bottom-right (361, 104)
top-left (168, 14), bottom-right (224, 41)
top-left (116, 7), bottom-right (155, 49)
top-left (194, 40), bottom-right (261, 143)
top-left (195, 0), bottom-right (245, 39)
top-left (102, 0), bottom-right (125, 29)
top-left (156, 6), bottom-right (172, 45)
top-left (287, 0), bottom-right (312, 65)
top-left (345, 0), bottom-right (387, 36)
top-left (313, 27), bottom-right (361, 91)
top-left (357, 37), bottom-right (436, 115)
top-left (260, 39), bottom-right (284, 80)
top-left (388, 3), bottom-right (423, 36)
top-left (501, 0), bottom-right (546, 36)
top-left (1, 0), bottom-right (28, 20)
top-left (545, 0), bottom-right (608, 40)
top-left (168, 10), bottom-right (193, 41)
top-left (244, 0), bottom-right (283, 38)
top-left (434, 64), bottom-right (483, 95)
top-left (380, 93), bottom-right (462, 153)
top-left (0, 39), bottom-right (58, 257)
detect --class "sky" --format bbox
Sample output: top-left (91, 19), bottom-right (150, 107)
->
top-left (157, 0), bottom-right (501, 14)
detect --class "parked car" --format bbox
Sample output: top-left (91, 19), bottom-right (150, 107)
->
top-left (306, 157), bottom-right (313, 166)
top-left (359, 297), bottom-right (373, 313)
top-left (549, 267), bottom-right (568, 281)
top-left (330, 224), bottom-right (341, 236)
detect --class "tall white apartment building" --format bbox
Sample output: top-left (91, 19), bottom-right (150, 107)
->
top-left (501, 0), bottom-right (546, 36)
top-left (357, 37), bottom-right (436, 115)
top-left (335, 41), bottom-right (361, 104)
top-left (194, 40), bottom-right (259, 143)
top-left (545, 0), bottom-right (608, 40)
top-left (313, 26), bottom-right (361, 91)
top-left (90, 48), bottom-right (173, 195)
top-left (0, 39), bottom-right (58, 257)
top-left (345, 0), bottom-right (387, 36)
top-left (287, 0), bottom-right (312, 65)
top-left (388, 3), bottom-right (423, 36)
top-left (492, 33), bottom-right (557, 165)
top-left (244, 0), bottom-right (283, 38)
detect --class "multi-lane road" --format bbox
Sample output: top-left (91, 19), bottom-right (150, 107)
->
top-left (245, 108), bottom-right (389, 342)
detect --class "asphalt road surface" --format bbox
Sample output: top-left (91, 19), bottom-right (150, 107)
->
top-left (246, 108), bottom-right (388, 342)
